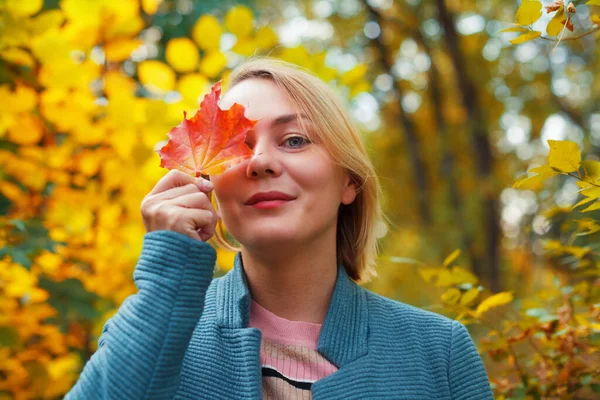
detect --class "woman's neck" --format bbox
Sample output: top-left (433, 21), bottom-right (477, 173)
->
top-left (240, 240), bottom-right (338, 324)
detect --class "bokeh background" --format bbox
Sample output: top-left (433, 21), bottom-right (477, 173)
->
top-left (0, 0), bottom-right (599, 398)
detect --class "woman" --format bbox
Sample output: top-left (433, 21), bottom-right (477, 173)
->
top-left (66, 58), bottom-right (493, 399)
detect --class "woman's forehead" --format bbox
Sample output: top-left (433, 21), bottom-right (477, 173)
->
top-left (220, 79), bottom-right (296, 120)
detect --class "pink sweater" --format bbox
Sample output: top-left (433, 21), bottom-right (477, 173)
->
top-left (248, 299), bottom-right (338, 399)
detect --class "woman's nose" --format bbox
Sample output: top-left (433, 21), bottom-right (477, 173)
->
top-left (245, 148), bottom-right (280, 178)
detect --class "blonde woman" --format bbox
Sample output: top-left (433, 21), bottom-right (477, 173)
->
top-left (66, 58), bottom-right (493, 399)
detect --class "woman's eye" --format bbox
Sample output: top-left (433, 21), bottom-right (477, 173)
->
top-left (284, 135), bottom-right (311, 148)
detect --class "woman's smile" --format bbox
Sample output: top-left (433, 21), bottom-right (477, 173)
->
top-left (248, 199), bottom-right (294, 209)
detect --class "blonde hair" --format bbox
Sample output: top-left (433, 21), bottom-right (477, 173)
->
top-left (209, 57), bottom-right (387, 284)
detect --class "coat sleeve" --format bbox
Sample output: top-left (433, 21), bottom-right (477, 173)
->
top-left (64, 230), bottom-right (217, 400)
top-left (448, 320), bottom-right (494, 400)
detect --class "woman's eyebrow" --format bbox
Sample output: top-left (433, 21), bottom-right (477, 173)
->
top-left (269, 113), bottom-right (309, 127)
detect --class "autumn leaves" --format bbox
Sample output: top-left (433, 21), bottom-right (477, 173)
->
top-left (157, 81), bottom-right (256, 177)
top-left (513, 140), bottom-right (600, 213)
top-left (500, 0), bottom-right (600, 46)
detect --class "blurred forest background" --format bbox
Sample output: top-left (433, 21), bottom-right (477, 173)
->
top-left (0, 0), bottom-right (599, 398)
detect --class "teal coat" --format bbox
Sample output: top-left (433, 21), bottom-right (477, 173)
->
top-left (65, 230), bottom-right (494, 399)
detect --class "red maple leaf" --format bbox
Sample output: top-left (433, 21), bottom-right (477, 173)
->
top-left (158, 81), bottom-right (257, 177)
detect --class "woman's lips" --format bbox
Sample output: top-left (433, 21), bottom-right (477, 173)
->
top-left (249, 199), bottom-right (293, 209)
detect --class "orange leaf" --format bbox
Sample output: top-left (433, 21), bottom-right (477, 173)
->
top-left (158, 81), bottom-right (257, 177)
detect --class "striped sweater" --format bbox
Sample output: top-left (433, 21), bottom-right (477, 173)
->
top-left (65, 230), bottom-right (495, 399)
top-left (249, 298), bottom-right (338, 398)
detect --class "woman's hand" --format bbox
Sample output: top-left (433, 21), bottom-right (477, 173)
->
top-left (141, 170), bottom-right (220, 242)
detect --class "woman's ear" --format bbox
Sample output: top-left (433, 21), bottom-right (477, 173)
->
top-left (341, 174), bottom-right (357, 206)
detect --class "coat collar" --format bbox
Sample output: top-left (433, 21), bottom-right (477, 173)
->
top-left (215, 252), bottom-right (369, 368)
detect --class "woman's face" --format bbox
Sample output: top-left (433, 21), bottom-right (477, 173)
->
top-left (211, 78), bottom-right (357, 251)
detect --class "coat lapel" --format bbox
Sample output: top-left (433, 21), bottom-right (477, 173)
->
top-left (215, 252), bottom-right (371, 398)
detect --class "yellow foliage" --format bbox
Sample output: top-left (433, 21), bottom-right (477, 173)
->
top-left (225, 5), bottom-right (254, 38)
top-left (166, 37), bottom-right (199, 73)
top-left (443, 249), bottom-right (461, 267)
top-left (216, 248), bottom-right (236, 271)
top-left (4, 0), bottom-right (43, 18)
top-left (460, 288), bottom-right (480, 306)
top-left (141, 0), bottom-right (164, 15)
top-left (178, 73), bottom-right (209, 103)
top-left (547, 139), bottom-right (581, 173)
top-left (441, 288), bottom-right (461, 305)
top-left (192, 15), bottom-right (222, 51)
top-left (475, 291), bottom-right (514, 317)
top-left (509, 31), bottom-right (542, 45)
top-left (515, 0), bottom-right (543, 25)
top-left (199, 50), bottom-right (227, 78)
top-left (546, 5), bottom-right (566, 36)
top-left (138, 60), bottom-right (176, 93)
top-left (104, 38), bottom-right (142, 62)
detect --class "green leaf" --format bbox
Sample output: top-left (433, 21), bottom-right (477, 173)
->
top-left (0, 325), bottom-right (21, 347)
top-left (38, 277), bottom-right (102, 323)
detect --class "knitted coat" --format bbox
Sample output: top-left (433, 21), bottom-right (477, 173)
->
top-left (65, 230), bottom-right (494, 399)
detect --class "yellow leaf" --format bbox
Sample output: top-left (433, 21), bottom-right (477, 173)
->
top-left (30, 10), bottom-right (65, 36)
top-left (5, 0), bottom-right (43, 17)
top-left (528, 165), bottom-right (558, 174)
top-left (475, 291), bottom-right (513, 317)
top-left (548, 140), bottom-right (581, 172)
top-left (562, 245), bottom-right (591, 259)
top-left (104, 71), bottom-right (137, 98)
top-left (592, 15), bottom-right (600, 25)
top-left (231, 37), bottom-right (260, 56)
top-left (255, 26), bottom-right (278, 49)
top-left (515, 0), bottom-right (543, 25)
top-left (546, 6), bottom-right (566, 37)
top-left (513, 170), bottom-right (557, 190)
top-left (572, 196), bottom-right (596, 210)
top-left (581, 160), bottom-right (600, 182)
top-left (141, 0), bottom-right (163, 15)
top-left (435, 269), bottom-right (455, 287)
top-left (582, 202), bottom-right (600, 212)
top-left (418, 267), bottom-right (440, 283)
top-left (509, 30), bottom-right (542, 44)
top-left (341, 64), bottom-right (368, 87)
top-left (192, 15), bottom-right (223, 51)
top-left (104, 38), bottom-right (142, 62)
top-left (9, 85), bottom-right (37, 113)
top-left (8, 115), bottom-right (44, 145)
top-left (1, 47), bottom-right (35, 67)
top-left (460, 288), bottom-right (480, 307)
top-left (498, 26), bottom-right (530, 33)
top-left (451, 267), bottom-right (479, 285)
top-left (225, 5), bottom-right (254, 37)
top-left (443, 249), bottom-right (461, 267)
top-left (138, 61), bottom-right (176, 93)
top-left (166, 37), bottom-right (199, 73)
top-left (441, 288), bottom-right (461, 305)
top-left (177, 73), bottom-right (209, 103)
top-left (216, 248), bottom-right (236, 271)
top-left (350, 81), bottom-right (371, 97)
top-left (199, 50), bottom-right (227, 78)
top-left (580, 186), bottom-right (600, 199)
